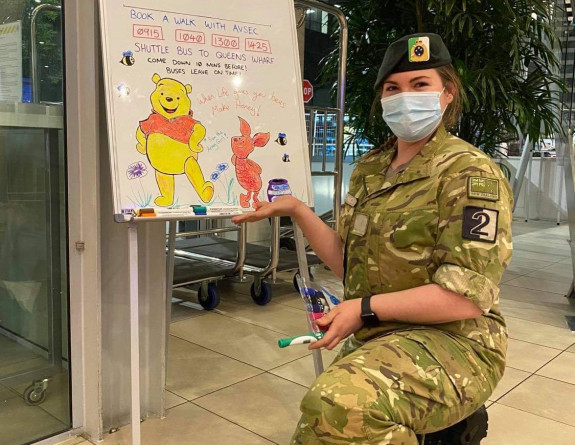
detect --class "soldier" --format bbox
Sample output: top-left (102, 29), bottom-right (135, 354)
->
top-left (233, 33), bottom-right (512, 445)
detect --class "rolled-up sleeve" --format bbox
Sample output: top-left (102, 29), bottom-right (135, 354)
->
top-left (431, 168), bottom-right (513, 313)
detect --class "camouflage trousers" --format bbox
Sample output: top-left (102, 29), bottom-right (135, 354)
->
top-left (291, 329), bottom-right (503, 445)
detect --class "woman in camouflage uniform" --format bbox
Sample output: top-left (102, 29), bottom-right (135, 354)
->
top-left (233, 33), bottom-right (512, 445)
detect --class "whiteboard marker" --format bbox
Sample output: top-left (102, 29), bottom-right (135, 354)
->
top-left (206, 206), bottom-right (243, 215)
top-left (278, 333), bottom-right (320, 348)
top-left (155, 208), bottom-right (194, 216)
top-left (137, 208), bottom-right (156, 217)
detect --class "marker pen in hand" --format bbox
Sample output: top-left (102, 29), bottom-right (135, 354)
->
top-left (319, 286), bottom-right (341, 309)
top-left (278, 334), bottom-right (319, 348)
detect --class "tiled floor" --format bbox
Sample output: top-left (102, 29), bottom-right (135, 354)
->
top-left (65, 220), bottom-right (575, 445)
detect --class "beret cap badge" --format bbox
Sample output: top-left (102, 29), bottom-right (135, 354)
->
top-left (374, 33), bottom-right (452, 90)
top-left (408, 37), bottom-right (430, 63)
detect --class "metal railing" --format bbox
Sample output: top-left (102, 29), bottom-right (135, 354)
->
top-left (295, 0), bottom-right (347, 230)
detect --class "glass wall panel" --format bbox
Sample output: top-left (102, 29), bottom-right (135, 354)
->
top-left (0, 1), bottom-right (70, 444)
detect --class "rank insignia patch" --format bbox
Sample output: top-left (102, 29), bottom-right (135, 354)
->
top-left (468, 177), bottom-right (500, 201)
top-left (462, 206), bottom-right (499, 243)
top-left (408, 37), bottom-right (430, 62)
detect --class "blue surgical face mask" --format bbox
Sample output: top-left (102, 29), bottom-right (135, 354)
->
top-left (380, 89), bottom-right (445, 142)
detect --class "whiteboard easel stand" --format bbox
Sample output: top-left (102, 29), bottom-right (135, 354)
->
top-left (162, 221), bottom-right (177, 418)
top-left (124, 214), bottom-right (273, 444)
top-left (128, 222), bottom-right (142, 445)
top-left (292, 222), bottom-right (324, 376)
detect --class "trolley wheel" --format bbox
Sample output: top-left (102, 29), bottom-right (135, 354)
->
top-left (280, 237), bottom-right (297, 251)
top-left (250, 281), bottom-right (272, 305)
top-left (293, 269), bottom-right (314, 293)
top-left (197, 284), bottom-right (220, 310)
top-left (23, 384), bottom-right (47, 406)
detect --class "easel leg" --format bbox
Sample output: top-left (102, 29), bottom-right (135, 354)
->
top-left (128, 223), bottom-right (141, 445)
top-left (162, 221), bottom-right (177, 418)
top-left (292, 223), bottom-right (324, 377)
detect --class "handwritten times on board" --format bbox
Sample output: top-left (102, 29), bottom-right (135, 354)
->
top-left (99, 0), bottom-right (313, 216)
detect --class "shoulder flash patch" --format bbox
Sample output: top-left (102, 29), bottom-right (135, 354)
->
top-left (462, 206), bottom-right (499, 243)
top-left (468, 177), bottom-right (499, 201)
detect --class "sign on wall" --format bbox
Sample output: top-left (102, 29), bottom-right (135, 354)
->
top-left (303, 79), bottom-right (313, 103)
top-left (0, 21), bottom-right (22, 103)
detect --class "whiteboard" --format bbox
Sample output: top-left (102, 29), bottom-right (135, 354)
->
top-left (99, 0), bottom-right (313, 217)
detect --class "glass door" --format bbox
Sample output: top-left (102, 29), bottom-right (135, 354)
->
top-left (0, 1), bottom-right (70, 444)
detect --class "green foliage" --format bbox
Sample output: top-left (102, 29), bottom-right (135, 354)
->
top-left (21, 0), bottom-right (63, 103)
top-left (324, 0), bottom-right (564, 157)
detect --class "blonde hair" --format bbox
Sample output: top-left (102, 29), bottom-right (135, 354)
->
top-left (435, 65), bottom-right (464, 130)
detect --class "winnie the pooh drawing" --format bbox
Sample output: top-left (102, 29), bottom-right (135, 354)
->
top-left (136, 74), bottom-right (213, 206)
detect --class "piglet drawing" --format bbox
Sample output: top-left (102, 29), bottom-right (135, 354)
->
top-left (231, 117), bottom-right (271, 208)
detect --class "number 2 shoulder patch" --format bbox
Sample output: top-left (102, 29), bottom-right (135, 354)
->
top-left (462, 206), bottom-right (499, 243)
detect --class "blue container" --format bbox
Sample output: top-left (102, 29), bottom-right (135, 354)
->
top-left (267, 178), bottom-right (292, 202)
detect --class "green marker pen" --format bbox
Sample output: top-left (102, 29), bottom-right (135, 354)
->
top-left (278, 333), bottom-right (321, 348)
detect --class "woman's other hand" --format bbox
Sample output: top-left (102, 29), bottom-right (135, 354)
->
top-left (231, 196), bottom-right (304, 224)
top-left (309, 299), bottom-right (363, 351)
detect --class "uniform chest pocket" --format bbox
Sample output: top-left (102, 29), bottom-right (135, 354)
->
top-left (371, 207), bottom-right (440, 290)
top-left (384, 208), bottom-right (439, 249)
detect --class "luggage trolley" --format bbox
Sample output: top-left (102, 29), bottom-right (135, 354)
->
top-left (172, 217), bottom-right (324, 307)
top-left (169, 221), bottom-right (247, 310)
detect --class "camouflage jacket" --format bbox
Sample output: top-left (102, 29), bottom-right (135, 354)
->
top-left (338, 126), bottom-right (513, 359)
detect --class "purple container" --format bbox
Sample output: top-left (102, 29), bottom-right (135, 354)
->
top-left (267, 178), bottom-right (292, 202)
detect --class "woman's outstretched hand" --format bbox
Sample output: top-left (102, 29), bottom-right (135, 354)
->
top-left (309, 299), bottom-right (363, 351)
top-left (231, 196), bottom-right (304, 224)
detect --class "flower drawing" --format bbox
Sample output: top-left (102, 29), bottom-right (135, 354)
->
top-left (216, 163), bottom-right (229, 172)
top-left (210, 171), bottom-right (221, 181)
top-left (127, 161), bottom-right (148, 180)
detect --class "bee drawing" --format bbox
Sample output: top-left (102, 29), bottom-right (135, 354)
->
top-left (275, 132), bottom-right (288, 146)
top-left (120, 50), bottom-right (135, 67)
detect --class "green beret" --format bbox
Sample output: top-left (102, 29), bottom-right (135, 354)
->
top-left (374, 33), bottom-right (452, 90)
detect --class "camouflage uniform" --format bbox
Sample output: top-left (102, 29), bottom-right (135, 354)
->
top-left (292, 126), bottom-right (513, 444)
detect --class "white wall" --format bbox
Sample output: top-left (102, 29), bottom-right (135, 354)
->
top-left (312, 157), bottom-right (568, 223)
top-left (502, 157), bottom-right (567, 221)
